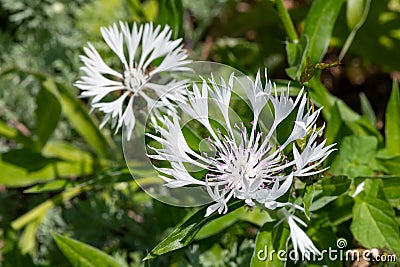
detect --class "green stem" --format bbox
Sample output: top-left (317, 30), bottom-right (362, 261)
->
top-left (338, 0), bottom-right (371, 61)
top-left (11, 186), bottom-right (90, 230)
top-left (274, 0), bottom-right (299, 43)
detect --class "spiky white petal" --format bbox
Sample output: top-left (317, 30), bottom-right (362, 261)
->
top-left (149, 69), bottom-right (335, 218)
top-left (282, 209), bottom-right (321, 259)
top-left (75, 21), bottom-right (191, 140)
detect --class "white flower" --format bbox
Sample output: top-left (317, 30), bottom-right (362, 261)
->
top-left (75, 21), bottom-right (191, 140)
top-left (148, 70), bottom-right (335, 216)
top-left (281, 209), bottom-right (321, 259)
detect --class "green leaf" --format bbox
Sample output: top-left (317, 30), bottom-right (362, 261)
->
top-left (156, 0), bottom-right (183, 39)
top-left (381, 178), bottom-right (400, 205)
top-left (53, 233), bottom-right (123, 267)
top-left (330, 136), bottom-right (378, 178)
top-left (324, 100), bottom-right (380, 145)
top-left (301, 0), bottom-right (345, 64)
top-left (324, 101), bottom-right (352, 145)
top-left (346, 0), bottom-right (366, 30)
top-left (350, 179), bottom-right (400, 252)
top-left (285, 36), bottom-right (308, 80)
top-left (359, 92), bottom-right (376, 127)
top-left (250, 222), bottom-right (289, 267)
top-left (24, 179), bottom-right (79, 193)
top-left (385, 80), bottom-right (400, 155)
top-left (34, 86), bottom-right (61, 149)
top-left (195, 207), bottom-right (273, 240)
top-left (0, 149), bottom-right (94, 187)
top-left (144, 200), bottom-right (244, 260)
top-left (376, 149), bottom-right (400, 175)
top-left (41, 78), bottom-right (114, 158)
top-left (1, 149), bottom-right (59, 172)
top-left (302, 185), bottom-right (315, 219)
top-left (309, 195), bottom-right (338, 212)
top-left (321, 176), bottom-right (351, 196)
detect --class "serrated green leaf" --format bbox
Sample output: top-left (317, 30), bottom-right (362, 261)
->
top-left (250, 222), bottom-right (289, 267)
top-left (321, 176), bottom-right (351, 196)
top-left (34, 85), bottom-right (61, 149)
top-left (330, 136), bottom-right (378, 178)
top-left (301, 0), bottom-right (345, 64)
top-left (144, 200), bottom-right (244, 260)
top-left (350, 179), bottom-right (400, 252)
top-left (53, 233), bottom-right (123, 267)
top-left (385, 80), bottom-right (400, 155)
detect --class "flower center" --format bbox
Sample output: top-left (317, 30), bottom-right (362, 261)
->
top-left (123, 67), bottom-right (148, 93)
top-left (207, 126), bottom-right (284, 191)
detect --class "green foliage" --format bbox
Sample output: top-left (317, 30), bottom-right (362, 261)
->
top-left (251, 222), bottom-right (289, 267)
top-left (385, 80), bottom-right (400, 155)
top-left (330, 135), bottom-right (378, 177)
top-left (156, 0), bottom-right (184, 38)
top-left (144, 200), bottom-right (244, 260)
top-left (1, 0), bottom-right (400, 266)
top-left (350, 179), bottom-right (400, 253)
top-left (53, 233), bottom-right (123, 267)
top-left (35, 87), bottom-right (62, 149)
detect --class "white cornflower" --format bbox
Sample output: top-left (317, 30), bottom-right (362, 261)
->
top-left (75, 21), bottom-right (191, 140)
top-left (281, 209), bottom-right (321, 259)
top-left (148, 70), bottom-right (335, 217)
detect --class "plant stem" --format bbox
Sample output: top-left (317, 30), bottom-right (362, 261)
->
top-left (338, 0), bottom-right (371, 61)
top-left (274, 0), bottom-right (298, 43)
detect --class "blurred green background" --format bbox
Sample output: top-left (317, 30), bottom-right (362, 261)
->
top-left (0, 0), bottom-right (399, 266)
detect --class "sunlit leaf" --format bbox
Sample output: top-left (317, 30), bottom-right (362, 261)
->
top-left (359, 92), bottom-right (377, 127)
top-left (250, 222), bottom-right (289, 267)
top-left (156, 0), bottom-right (183, 38)
top-left (330, 135), bottom-right (378, 178)
top-left (350, 179), bottom-right (400, 252)
top-left (53, 233), bottom-right (123, 267)
top-left (385, 80), bottom-right (400, 155)
top-left (301, 0), bottom-right (345, 64)
top-left (144, 200), bottom-right (244, 260)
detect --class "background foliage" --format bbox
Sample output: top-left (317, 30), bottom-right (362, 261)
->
top-left (0, 0), bottom-right (399, 266)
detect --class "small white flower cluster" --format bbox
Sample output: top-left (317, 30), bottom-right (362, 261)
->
top-left (76, 21), bottom-right (336, 258)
